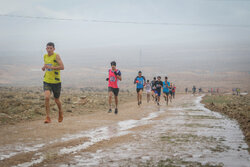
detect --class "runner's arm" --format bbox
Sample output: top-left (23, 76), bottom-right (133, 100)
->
top-left (117, 75), bottom-right (122, 81)
top-left (134, 77), bottom-right (137, 84)
top-left (166, 83), bottom-right (170, 88)
top-left (42, 64), bottom-right (46, 71)
top-left (160, 82), bottom-right (163, 88)
top-left (115, 70), bottom-right (122, 81)
top-left (143, 76), bottom-right (146, 86)
top-left (42, 55), bottom-right (46, 71)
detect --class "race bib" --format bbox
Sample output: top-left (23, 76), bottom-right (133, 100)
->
top-left (46, 64), bottom-right (53, 71)
top-left (110, 76), bottom-right (116, 82)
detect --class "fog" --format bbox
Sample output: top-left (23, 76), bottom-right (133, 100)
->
top-left (0, 0), bottom-right (250, 90)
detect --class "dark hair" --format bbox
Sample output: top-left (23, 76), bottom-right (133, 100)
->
top-left (147, 80), bottom-right (149, 82)
top-left (157, 76), bottom-right (161, 79)
top-left (165, 76), bottom-right (168, 79)
top-left (111, 61), bottom-right (116, 66)
top-left (47, 42), bottom-right (55, 48)
top-left (138, 71), bottom-right (142, 73)
top-left (153, 77), bottom-right (156, 80)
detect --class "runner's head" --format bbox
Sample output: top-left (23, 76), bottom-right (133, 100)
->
top-left (165, 76), bottom-right (168, 81)
top-left (157, 76), bottom-right (161, 81)
top-left (153, 77), bottom-right (156, 81)
top-left (138, 71), bottom-right (142, 77)
top-left (46, 42), bottom-right (55, 55)
top-left (147, 80), bottom-right (149, 83)
top-left (110, 61), bottom-right (116, 70)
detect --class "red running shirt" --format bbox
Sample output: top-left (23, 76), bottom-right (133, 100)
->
top-left (108, 69), bottom-right (120, 88)
top-left (172, 87), bottom-right (176, 92)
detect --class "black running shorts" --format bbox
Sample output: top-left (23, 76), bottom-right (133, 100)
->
top-left (136, 88), bottom-right (143, 93)
top-left (108, 87), bottom-right (119, 96)
top-left (43, 82), bottom-right (61, 98)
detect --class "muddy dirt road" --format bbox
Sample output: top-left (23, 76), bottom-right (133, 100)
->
top-left (0, 94), bottom-right (249, 167)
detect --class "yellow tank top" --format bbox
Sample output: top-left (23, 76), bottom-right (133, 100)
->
top-left (43, 53), bottom-right (61, 84)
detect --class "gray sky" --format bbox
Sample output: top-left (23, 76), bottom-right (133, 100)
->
top-left (0, 0), bottom-right (250, 59)
top-left (0, 0), bottom-right (250, 87)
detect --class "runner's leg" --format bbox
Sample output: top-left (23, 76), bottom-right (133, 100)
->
top-left (55, 98), bottom-right (63, 122)
top-left (137, 90), bottom-right (140, 105)
top-left (139, 89), bottom-right (143, 104)
top-left (108, 91), bottom-right (112, 110)
top-left (147, 93), bottom-right (150, 103)
top-left (44, 90), bottom-right (51, 123)
top-left (151, 90), bottom-right (155, 99)
top-left (115, 95), bottom-right (118, 109)
top-left (166, 93), bottom-right (169, 105)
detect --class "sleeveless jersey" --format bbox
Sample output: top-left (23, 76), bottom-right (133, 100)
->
top-left (43, 53), bottom-right (61, 84)
top-left (108, 69), bottom-right (120, 88)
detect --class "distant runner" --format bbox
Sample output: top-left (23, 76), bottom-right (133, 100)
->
top-left (236, 88), bottom-right (240, 95)
top-left (172, 84), bottom-right (176, 99)
top-left (185, 88), bottom-right (188, 94)
top-left (42, 42), bottom-right (64, 123)
top-left (134, 71), bottom-right (146, 106)
top-left (145, 80), bottom-right (151, 103)
top-left (169, 83), bottom-right (173, 103)
top-left (151, 77), bottom-right (157, 100)
top-left (153, 76), bottom-right (163, 106)
top-left (163, 76), bottom-right (170, 105)
top-left (199, 88), bottom-right (202, 93)
top-left (106, 61), bottom-right (122, 114)
top-left (192, 85), bottom-right (196, 95)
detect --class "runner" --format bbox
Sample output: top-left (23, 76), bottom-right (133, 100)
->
top-left (163, 76), bottom-right (170, 105)
top-left (192, 85), bottom-right (196, 95)
top-left (42, 42), bottom-right (64, 123)
top-left (106, 61), bottom-right (122, 114)
top-left (145, 80), bottom-right (151, 103)
top-left (172, 84), bottom-right (176, 99)
top-left (151, 77), bottom-right (156, 100)
top-left (153, 76), bottom-right (163, 106)
top-left (236, 88), bottom-right (240, 95)
top-left (185, 87), bottom-right (188, 94)
top-left (134, 71), bottom-right (146, 106)
top-left (199, 87), bottom-right (202, 93)
top-left (169, 83), bottom-right (173, 103)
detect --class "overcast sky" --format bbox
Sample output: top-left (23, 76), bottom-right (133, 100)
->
top-left (0, 0), bottom-right (250, 57)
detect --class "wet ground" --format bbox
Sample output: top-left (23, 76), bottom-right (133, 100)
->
top-left (0, 94), bottom-right (249, 167)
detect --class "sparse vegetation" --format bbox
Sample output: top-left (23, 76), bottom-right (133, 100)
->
top-left (0, 87), bottom-right (134, 125)
top-left (202, 94), bottom-right (250, 153)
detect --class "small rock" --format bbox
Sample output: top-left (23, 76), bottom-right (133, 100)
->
top-left (80, 96), bottom-right (87, 100)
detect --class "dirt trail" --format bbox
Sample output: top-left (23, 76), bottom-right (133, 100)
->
top-left (0, 94), bottom-right (249, 167)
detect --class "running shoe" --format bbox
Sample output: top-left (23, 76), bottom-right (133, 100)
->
top-left (108, 109), bottom-right (112, 113)
top-left (44, 117), bottom-right (51, 123)
top-left (115, 108), bottom-right (118, 114)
